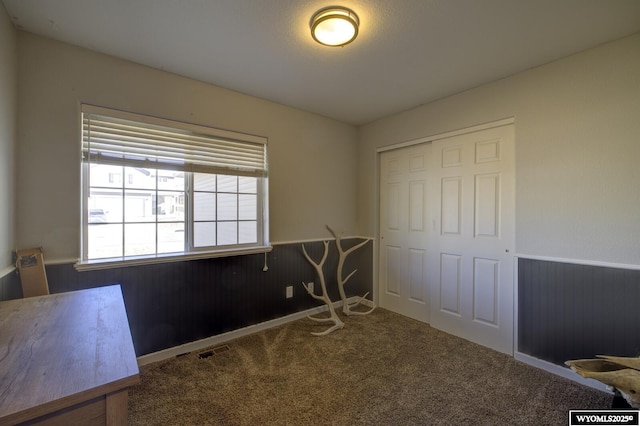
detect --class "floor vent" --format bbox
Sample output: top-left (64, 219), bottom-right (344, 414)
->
top-left (198, 345), bottom-right (230, 359)
top-left (213, 345), bottom-right (230, 354)
top-left (198, 350), bottom-right (214, 359)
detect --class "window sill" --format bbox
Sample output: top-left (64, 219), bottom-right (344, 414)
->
top-left (74, 245), bottom-right (272, 272)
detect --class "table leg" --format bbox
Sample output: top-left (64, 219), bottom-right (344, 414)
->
top-left (106, 389), bottom-right (128, 426)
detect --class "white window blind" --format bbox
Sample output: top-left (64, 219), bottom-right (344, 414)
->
top-left (82, 105), bottom-right (267, 177)
top-left (77, 104), bottom-right (270, 270)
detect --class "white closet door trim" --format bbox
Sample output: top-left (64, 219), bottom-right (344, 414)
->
top-left (376, 117), bottom-right (515, 153)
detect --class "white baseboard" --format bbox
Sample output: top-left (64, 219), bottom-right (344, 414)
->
top-left (514, 351), bottom-right (612, 395)
top-left (515, 254), bottom-right (640, 271)
top-left (137, 296), bottom-right (371, 366)
top-left (359, 297), bottom-right (375, 308)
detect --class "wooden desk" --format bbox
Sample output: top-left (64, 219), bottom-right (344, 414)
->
top-left (0, 285), bottom-right (139, 425)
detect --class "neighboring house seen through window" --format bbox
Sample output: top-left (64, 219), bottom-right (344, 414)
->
top-left (77, 105), bottom-right (269, 269)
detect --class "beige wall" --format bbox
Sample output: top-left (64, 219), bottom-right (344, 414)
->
top-left (358, 33), bottom-right (640, 265)
top-left (0, 5), bottom-right (16, 269)
top-left (13, 29), bottom-right (640, 266)
top-left (16, 32), bottom-right (358, 262)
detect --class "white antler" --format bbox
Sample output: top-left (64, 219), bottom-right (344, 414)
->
top-left (301, 241), bottom-right (345, 336)
top-left (326, 225), bottom-right (375, 316)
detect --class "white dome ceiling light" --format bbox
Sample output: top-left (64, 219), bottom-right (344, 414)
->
top-left (310, 6), bottom-right (360, 47)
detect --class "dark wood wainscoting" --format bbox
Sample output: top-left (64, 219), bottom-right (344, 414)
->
top-left (0, 269), bottom-right (20, 300)
top-left (1, 239), bottom-right (373, 357)
top-left (518, 257), bottom-right (640, 366)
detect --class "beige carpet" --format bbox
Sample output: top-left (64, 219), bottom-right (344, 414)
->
top-left (129, 308), bottom-right (611, 425)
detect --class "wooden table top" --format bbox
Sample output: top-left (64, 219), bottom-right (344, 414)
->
top-left (0, 285), bottom-right (139, 424)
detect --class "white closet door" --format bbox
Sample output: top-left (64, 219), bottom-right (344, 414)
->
top-left (429, 124), bottom-right (515, 354)
top-left (378, 143), bottom-right (431, 323)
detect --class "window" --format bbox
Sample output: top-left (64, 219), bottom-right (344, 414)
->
top-left (77, 105), bottom-right (269, 269)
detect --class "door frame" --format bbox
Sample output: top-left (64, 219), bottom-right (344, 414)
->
top-left (374, 117), bottom-right (516, 323)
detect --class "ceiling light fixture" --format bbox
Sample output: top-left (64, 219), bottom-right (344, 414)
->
top-left (310, 6), bottom-right (359, 47)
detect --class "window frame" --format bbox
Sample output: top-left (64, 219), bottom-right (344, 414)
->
top-left (76, 105), bottom-right (270, 271)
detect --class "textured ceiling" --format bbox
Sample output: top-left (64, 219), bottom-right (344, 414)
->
top-left (4, 0), bottom-right (640, 125)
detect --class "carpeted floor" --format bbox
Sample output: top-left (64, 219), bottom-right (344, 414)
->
top-left (129, 308), bottom-right (611, 425)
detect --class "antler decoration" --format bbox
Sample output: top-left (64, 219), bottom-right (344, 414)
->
top-left (301, 241), bottom-right (345, 336)
top-left (326, 225), bottom-right (375, 316)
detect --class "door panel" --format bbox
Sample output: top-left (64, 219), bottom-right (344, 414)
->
top-left (429, 124), bottom-right (515, 355)
top-left (439, 253), bottom-right (461, 315)
top-left (409, 181), bottom-right (425, 231)
top-left (473, 257), bottom-right (499, 325)
top-left (385, 246), bottom-right (401, 295)
top-left (409, 248), bottom-right (426, 302)
top-left (387, 184), bottom-right (400, 230)
top-left (442, 177), bottom-right (462, 235)
top-left (475, 173), bottom-right (500, 238)
top-left (378, 144), bottom-right (431, 323)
